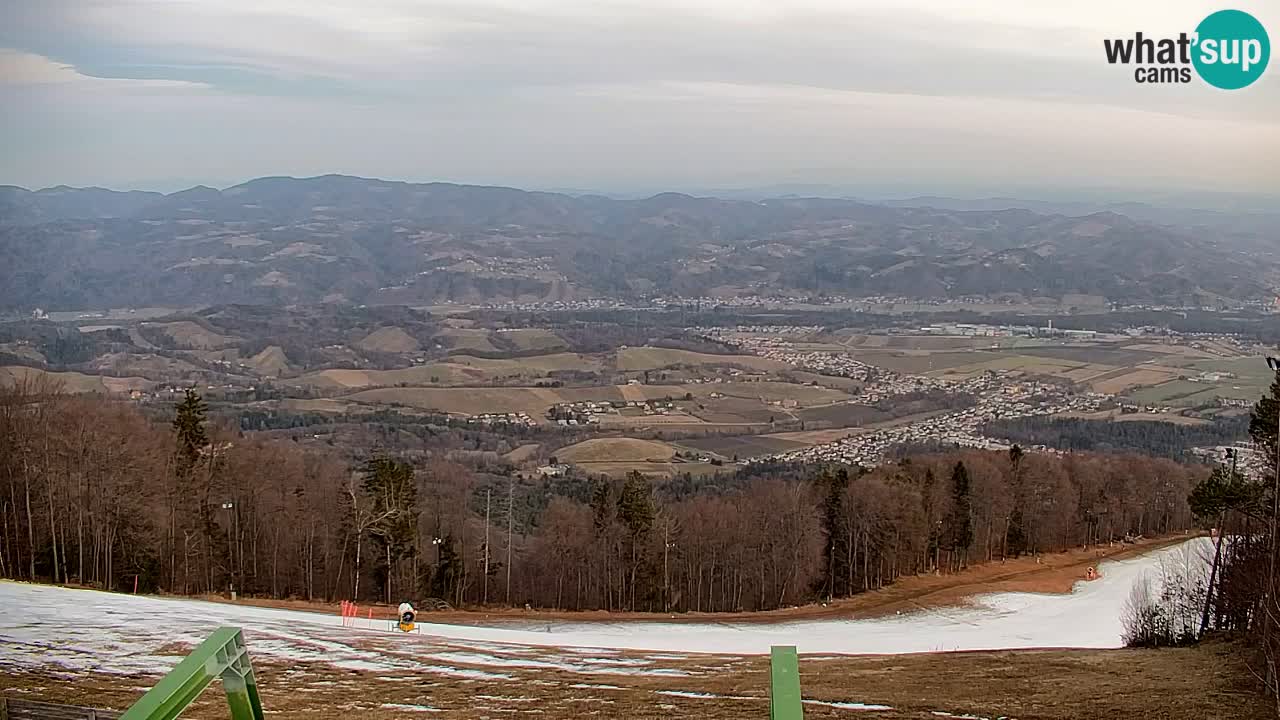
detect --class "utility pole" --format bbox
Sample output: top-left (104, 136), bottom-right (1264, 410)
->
top-left (220, 501), bottom-right (235, 597)
top-left (483, 490), bottom-right (491, 605)
top-left (506, 475), bottom-right (514, 605)
top-left (1265, 356), bottom-right (1280, 677)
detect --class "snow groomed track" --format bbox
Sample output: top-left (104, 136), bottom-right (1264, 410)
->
top-left (0, 538), bottom-right (1210, 679)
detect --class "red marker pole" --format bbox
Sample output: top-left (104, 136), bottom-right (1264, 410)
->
top-left (133, 575), bottom-right (138, 594)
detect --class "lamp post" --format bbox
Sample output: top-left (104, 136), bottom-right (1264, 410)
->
top-left (220, 501), bottom-right (235, 598)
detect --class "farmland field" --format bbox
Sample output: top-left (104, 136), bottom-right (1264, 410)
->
top-left (355, 326), bottom-right (420, 353)
top-left (291, 353), bottom-right (601, 389)
top-left (0, 365), bottom-right (151, 393)
top-left (556, 437), bottom-right (677, 463)
top-left (616, 347), bottom-right (789, 372)
top-left (679, 434), bottom-right (810, 458)
top-left (1017, 345), bottom-right (1161, 366)
top-left (1092, 368), bottom-right (1180, 394)
top-left (851, 350), bottom-right (995, 374)
top-left (433, 327), bottom-right (500, 353)
top-left (497, 328), bottom-right (568, 351)
top-left (346, 386), bottom-right (625, 416)
top-left (148, 320), bottom-right (240, 349)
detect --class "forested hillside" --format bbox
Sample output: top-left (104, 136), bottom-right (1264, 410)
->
top-left (3, 175), bottom-right (1275, 309)
top-left (0, 379), bottom-right (1203, 612)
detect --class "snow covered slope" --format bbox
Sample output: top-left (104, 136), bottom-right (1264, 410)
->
top-left (0, 537), bottom-right (1210, 678)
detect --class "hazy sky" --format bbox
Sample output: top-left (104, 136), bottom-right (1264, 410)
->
top-left (1, 0), bottom-right (1277, 196)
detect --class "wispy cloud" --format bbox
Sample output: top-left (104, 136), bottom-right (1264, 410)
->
top-left (0, 0), bottom-right (1276, 192)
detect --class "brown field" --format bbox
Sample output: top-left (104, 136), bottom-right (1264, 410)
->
top-left (446, 353), bottom-right (602, 376)
top-left (1092, 368), bottom-right (1180, 394)
top-left (932, 354), bottom-right (1084, 379)
top-left (292, 354), bottom-right (601, 390)
top-left (619, 383), bottom-right (650, 402)
top-left (147, 320), bottom-right (240, 349)
top-left (689, 396), bottom-right (783, 424)
top-left (503, 443), bottom-right (541, 462)
top-left (764, 427), bottom-right (872, 445)
top-left (245, 345), bottom-right (290, 376)
top-left (616, 347), bottom-right (789, 372)
top-left (680, 434), bottom-right (809, 458)
top-left (597, 411), bottom-right (709, 427)
top-left (0, 343), bottom-right (47, 363)
top-left (497, 328), bottom-right (568, 351)
top-left (853, 350), bottom-right (994, 374)
top-left (355, 326), bottom-right (420, 353)
top-left (0, 365), bottom-right (150, 393)
top-left (786, 371), bottom-right (865, 392)
top-left (346, 385), bottom-right (626, 416)
top-left (87, 352), bottom-right (209, 379)
top-left (603, 381), bottom-right (850, 408)
top-left (1125, 342), bottom-right (1220, 359)
top-left (557, 437), bottom-right (677, 463)
top-left (433, 327), bottom-right (499, 353)
top-left (275, 398), bottom-right (358, 414)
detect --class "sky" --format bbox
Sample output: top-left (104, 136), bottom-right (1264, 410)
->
top-left (1, 0), bottom-right (1277, 197)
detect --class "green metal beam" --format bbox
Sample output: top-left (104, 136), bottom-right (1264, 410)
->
top-left (769, 645), bottom-right (803, 720)
top-left (120, 627), bottom-right (264, 720)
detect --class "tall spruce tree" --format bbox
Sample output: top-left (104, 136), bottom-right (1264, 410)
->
top-left (949, 461), bottom-right (974, 568)
top-left (818, 468), bottom-right (851, 598)
top-left (172, 389), bottom-right (208, 476)
top-left (618, 472), bottom-right (654, 610)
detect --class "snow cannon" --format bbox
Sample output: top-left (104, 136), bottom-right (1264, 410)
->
top-left (397, 601), bottom-right (417, 632)
top-left (1085, 566), bottom-right (1099, 581)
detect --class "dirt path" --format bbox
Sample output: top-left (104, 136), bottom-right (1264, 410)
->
top-left (194, 534), bottom-right (1195, 626)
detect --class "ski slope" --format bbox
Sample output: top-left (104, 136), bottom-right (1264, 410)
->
top-left (0, 538), bottom-right (1210, 679)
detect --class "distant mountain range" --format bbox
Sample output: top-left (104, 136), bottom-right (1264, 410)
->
top-left (1, 175), bottom-right (1276, 310)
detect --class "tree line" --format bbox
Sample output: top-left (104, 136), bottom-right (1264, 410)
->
top-left (0, 377), bottom-right (1204, 613)
top-left (985, 415), bottom-right (1249, 461)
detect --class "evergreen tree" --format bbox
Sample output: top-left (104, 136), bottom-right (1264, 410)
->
top-left (1189, 465), bottom-right (1262, 521)
top-left (618, 472), bottom-right (654, 610)
top-left (1249, 369), bottom-right (1280, 485)
top-left (172, 389), bottom-right (208, 476)
top-left (362, 458), bottom-right (418, 603)
top-left (818, 468), bottom-right (851, 598)
top-left (948, 461), bottom-right (973, 567)
top-left (1006, 446), bottom-right (1027, 557)
top-left (432, 533), bottom-right (462, 601)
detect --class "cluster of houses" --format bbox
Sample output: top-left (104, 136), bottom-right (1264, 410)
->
top-left (467, 412), bottom-right (538, 428)
top-left (756, 378), bottom-right (1109, 468)
top-left (547, 398), bottom-right (680, 425)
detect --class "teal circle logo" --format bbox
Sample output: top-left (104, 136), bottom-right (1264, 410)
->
top-left (1192, 9), bottom-right (1270, 89)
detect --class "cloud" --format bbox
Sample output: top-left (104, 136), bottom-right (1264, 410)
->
top-left (0, 0), bottom-right (1276, 192)
top-left (0, 48), bottom-right (207, 91)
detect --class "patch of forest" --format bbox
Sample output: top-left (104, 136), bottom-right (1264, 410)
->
top-left (983, 415), bottom-right (1249, 460)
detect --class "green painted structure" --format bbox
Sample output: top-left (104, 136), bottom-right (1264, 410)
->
top-left (769, 645), bottom-right (803, 720)
top-left (119, 627), bottom-right (264, 720)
